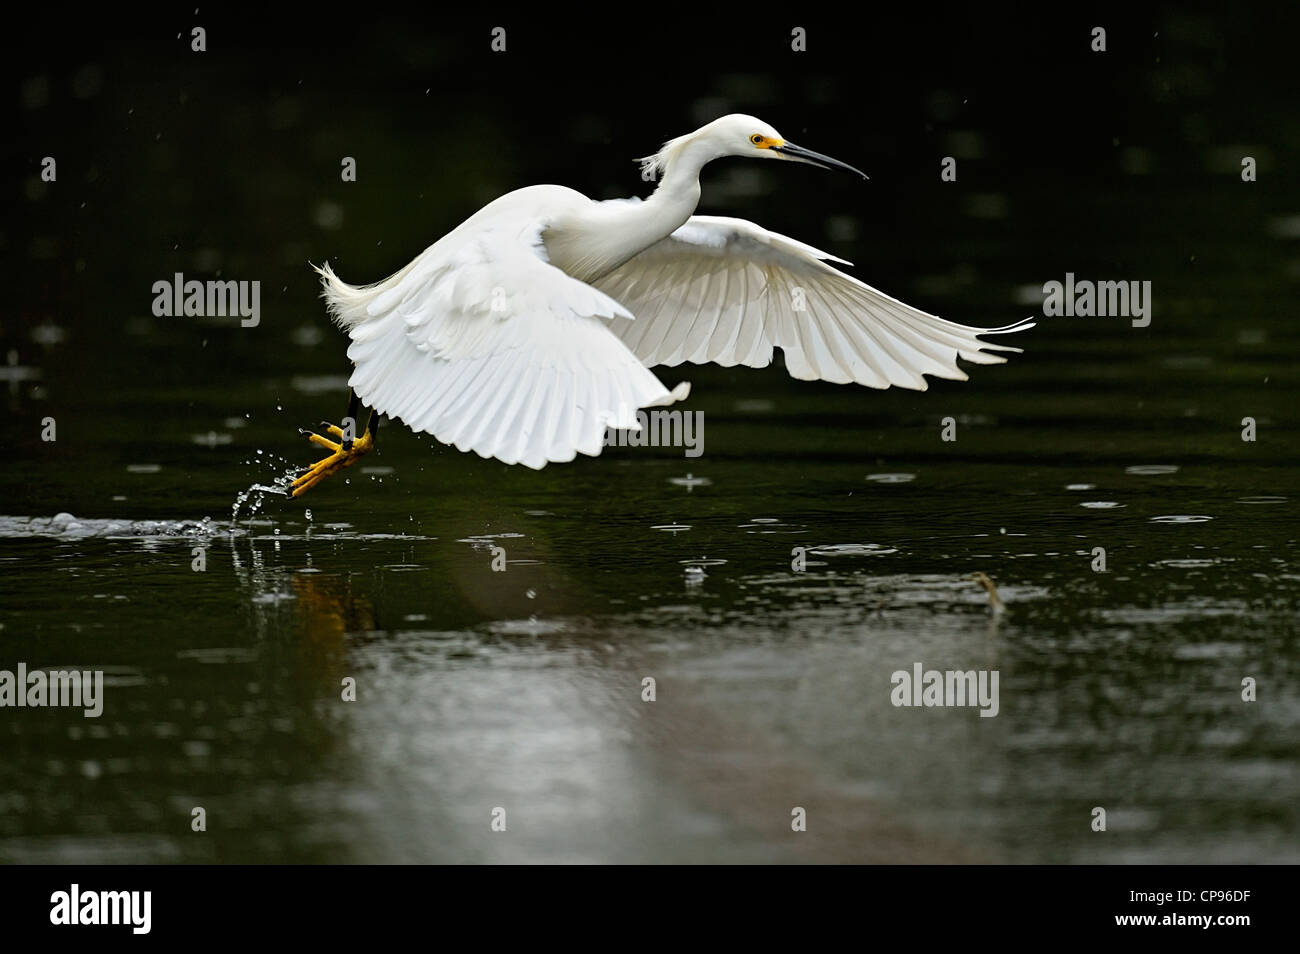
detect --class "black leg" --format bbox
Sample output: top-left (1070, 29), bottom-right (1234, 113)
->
top-left (342, 389), bottom-right (361, 452)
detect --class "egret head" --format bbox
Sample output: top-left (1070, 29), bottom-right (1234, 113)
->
top-left (640, 114), bottom-right (868, 181)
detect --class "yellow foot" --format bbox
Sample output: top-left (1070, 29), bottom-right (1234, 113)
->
top-left (290, 423), bottom-right (374, 498)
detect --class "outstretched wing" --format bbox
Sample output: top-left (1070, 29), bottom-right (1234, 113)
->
top-left (330, 224), bottom-right (689, 469)
top-left (593, 215), bottom-right (1033, 390)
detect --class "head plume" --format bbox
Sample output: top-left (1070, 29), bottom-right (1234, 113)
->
top-left (637, 131), bottom-right (693, 182)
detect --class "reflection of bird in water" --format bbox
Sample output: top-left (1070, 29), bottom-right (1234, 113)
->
top-left (291, 571), bottom-right (375, 680)
top-left (293, 114), bottom-right (1032, 496)
top-left (227, 525), bottom-right (990, 861)
top-left (231, 538), bottom-right (374, 688)
top-left (970, 571), bottom-right (1006, 616)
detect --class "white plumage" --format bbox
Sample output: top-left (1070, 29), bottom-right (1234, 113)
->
top-left (594, 215), bottom-right (1030, 388)
top-left (315, 114), bottom-right (1032, 469)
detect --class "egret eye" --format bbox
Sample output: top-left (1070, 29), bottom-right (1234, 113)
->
top-left (751, 134), bottom-right (764, 145)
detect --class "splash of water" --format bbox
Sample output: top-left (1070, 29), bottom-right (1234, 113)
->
top-left (231, 448), bottom-right (299, 523)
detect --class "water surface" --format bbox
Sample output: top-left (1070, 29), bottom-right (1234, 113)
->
top-left (2, 9), bottom-right (1298, 863)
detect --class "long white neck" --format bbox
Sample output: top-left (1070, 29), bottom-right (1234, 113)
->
top-left (646, 137), bottom-right (717, 225)
top-left (545, 137), bottom-right (717, 283)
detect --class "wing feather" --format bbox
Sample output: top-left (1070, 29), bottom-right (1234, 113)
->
top-left (593, 215), bottom-right (1032, 390)
top-left (331, 222), bottom-right (689, 469)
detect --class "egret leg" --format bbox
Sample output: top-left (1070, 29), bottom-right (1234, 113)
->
top-left (291, 389), bottom-right (378, 498)
top-left (341, 389), bottom-right (360, 452)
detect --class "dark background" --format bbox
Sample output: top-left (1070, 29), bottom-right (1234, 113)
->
top-left (5, 5), bottom-right (1297, 441)
top-left (0, 4), bottom-right (1296, 867)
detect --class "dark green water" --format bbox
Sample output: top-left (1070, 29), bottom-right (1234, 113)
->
top-left (2, 10), bottom-right (1298, 862)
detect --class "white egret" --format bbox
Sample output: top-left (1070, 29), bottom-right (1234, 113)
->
top-left (292, 113), bottom-right (1032, 496)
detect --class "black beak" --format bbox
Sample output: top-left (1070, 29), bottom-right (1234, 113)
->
top-left (771, 141), bottom-right (869, 179)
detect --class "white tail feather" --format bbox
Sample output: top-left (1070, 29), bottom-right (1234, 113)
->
top-left (312, 260), bottom-right (417, 332)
